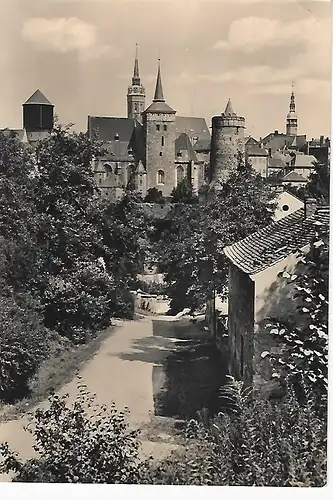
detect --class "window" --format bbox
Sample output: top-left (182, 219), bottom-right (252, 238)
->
top-left (240, 335), bottom-right (244, 377)
top-left (163, 124), bottom-right (167, 131)
top-left (156, 124), bottom-right (160, 131)
top-left (177, 165), bottom-right (185, 184)
top-left (161, 136), bottom-right (165, 146)
top-left (282, 204), bottom-right (289, 212)
top-left (159, 152), bottom-right (163, 156)
top-left (157, 169), bottom-right (165, 184)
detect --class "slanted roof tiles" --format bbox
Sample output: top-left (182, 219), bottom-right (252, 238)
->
top-left (224, 207), bottom-right (329, 276)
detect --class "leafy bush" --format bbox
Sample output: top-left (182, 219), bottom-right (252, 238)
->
top-left (0, 382), bottom-right (144, 483)
top-left (263, 226), bottom-right (328, 412)
top-left (145, 387), bottom-right (327, 486)
top-left (42, 261), bottom-right (118, 344)
top-left (0, 292), bottom-right (50, 402)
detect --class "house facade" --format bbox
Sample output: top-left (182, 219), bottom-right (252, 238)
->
top-left (223, 199), bottom-right (329, 389)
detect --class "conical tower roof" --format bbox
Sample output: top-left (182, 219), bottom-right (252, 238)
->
top-left (153, 59), bottom-right (164, 102)
top-left (144, 59), bottom-right (175, 114)
top-left (132, 43), bottom-right (141, 86)
top-left (224, 98), bottom-right (235, 115)
top-left (24, 89), bottom-right (53, 106)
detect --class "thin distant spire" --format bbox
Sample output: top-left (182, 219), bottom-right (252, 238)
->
top-left (132, 43), bottom-right (140, 85)
top-left (153, 59), bottom-right (165, 102)
top-left (289, 83), bottom-right (296, 112)
top-left (224, 98), bottom-right (234, 115)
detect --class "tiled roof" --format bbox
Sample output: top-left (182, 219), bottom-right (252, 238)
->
top-left (24, 89), bottom-right (53, 106)
top-left (175, 133), bottom-right (198, 162)
top-left (262, 133), bottom-right (307, 152)
top-left (87, 116), bottom-right (137, 143)
top-left (0, 128), bottom-right (26, 141)
top-left (101, 141), bottom-right (135, 161)
top-left (224, 207), bottom-right (329, 276)
top-left (282, 170), bottom-right (307, 183)
top-left (245, 136), bottom-right (260, 147)
top-left (247, 146), bottom-right (268, 157)
top-left (194, 138), bottom-right (211, 152)
top-left (175, 116), bottom-right (210, 144)
top-left (294, 154), bottom-right (317, 168)
top-left (144, 101), bottom-right (176, 114)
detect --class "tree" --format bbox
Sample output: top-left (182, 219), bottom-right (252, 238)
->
top-left (0, 383), bottom-right (144, 483)
top-left (170, 178), bottom-right (198, 204)
top-left (144, 187), bottom-right (165, 204)
top-left (0, 132), bottom-right (40, 292)
top-left (264, 223), bottom-right (328, 410)
top-left (305, 161), bottom-right (330, 204)
top-left (154, 162), bottom-right (276, 313)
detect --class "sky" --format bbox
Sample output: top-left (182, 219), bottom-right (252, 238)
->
top-left (0, 0), bottom-right (331, 139)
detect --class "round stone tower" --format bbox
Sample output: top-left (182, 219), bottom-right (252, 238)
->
top-left (210, 98), bottom-right (245, 183)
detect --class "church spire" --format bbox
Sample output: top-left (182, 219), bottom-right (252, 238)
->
top-left (153, 59), bottom-right (164, 102)
top-left (132, 43), bottom-right (140, 86)
top-left (286, 82), bottom-right (298, 136)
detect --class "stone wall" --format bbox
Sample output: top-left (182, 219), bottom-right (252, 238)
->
top-left (144, 112), bottom-right (176, 196)
top-left (210, 115), bottom-right (245, 182)
top-left (132, 291), bottom-right (170, 315)
top-left (228, 263), bottom-right (255, 387)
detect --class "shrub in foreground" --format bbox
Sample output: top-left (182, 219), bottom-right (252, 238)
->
top-left (144, 387), bottom-right (327, 486)
top-left (0, 292), bottom-right (50, 402)
top-left (0, 382), bottom-right (144, 483)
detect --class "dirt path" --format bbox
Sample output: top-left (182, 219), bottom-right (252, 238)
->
top-left (0, 316), bottom-right (181, 482)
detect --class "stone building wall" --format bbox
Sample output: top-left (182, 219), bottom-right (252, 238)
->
top-left (210, 116), bottom-right (245, 182)
top-left (228, 262), bottom-right (255, 387)
top-left (144, 112), bottom-right (176, 196)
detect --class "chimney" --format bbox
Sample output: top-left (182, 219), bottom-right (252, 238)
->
top-left (320, 135), bottom-right (324, 146)
top-left (304, 198), bottom-right (317, 218)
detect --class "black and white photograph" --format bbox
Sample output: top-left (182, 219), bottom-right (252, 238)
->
top-left (0, 0), bottom-right (331, 495)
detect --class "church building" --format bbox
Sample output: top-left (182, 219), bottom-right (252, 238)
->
top-left (88, 47), bottom-right (210, 200)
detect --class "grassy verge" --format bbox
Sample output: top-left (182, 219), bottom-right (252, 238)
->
top-left (0, 321), bottom-right (123, 422)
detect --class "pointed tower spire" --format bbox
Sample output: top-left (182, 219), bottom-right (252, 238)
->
top-left (289, 82), bottom-right (296, 113)
top-left (286, 82), bottom-right (298, 136)
top-left (224, 98), bottom-right (234, 115)
top-left (153, 59), bottom-right (165, 102)
top-left (132, 43), bottom-right (140, 85)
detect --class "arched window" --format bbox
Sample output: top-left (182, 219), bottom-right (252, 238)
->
top-left (157, 169), bottom-right (165, 184)
top-left (104, 163), bottom-right (112, 174)
top-left (177, 165), bottom-right (185, 184)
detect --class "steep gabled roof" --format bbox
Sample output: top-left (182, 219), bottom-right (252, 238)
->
top-left (294, 154), bottom-right (317, 168)
top-left (282, 170), bottom-right (307, 183)
top-left (224, 207), bottom-right (329, 276)
top-left (24, 89), bottom-right (53, 106)
top-left (87, 116), bottom-right (137, 142)
top-left (193, 138), bottom-right (211, 152)
top-left (175, 116), bottom-right (210, 143)
top-left (175, 132), bottom-right (198, 162)
top-left (246, 146), bottom-right (268, 157)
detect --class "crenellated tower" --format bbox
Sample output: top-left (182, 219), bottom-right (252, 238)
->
top-left (286, 84), bottom-right (298, 136)
top-left (210, 98), bottom-right (246, 183)
top-left (127, 44), bottom-right (146, 123)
